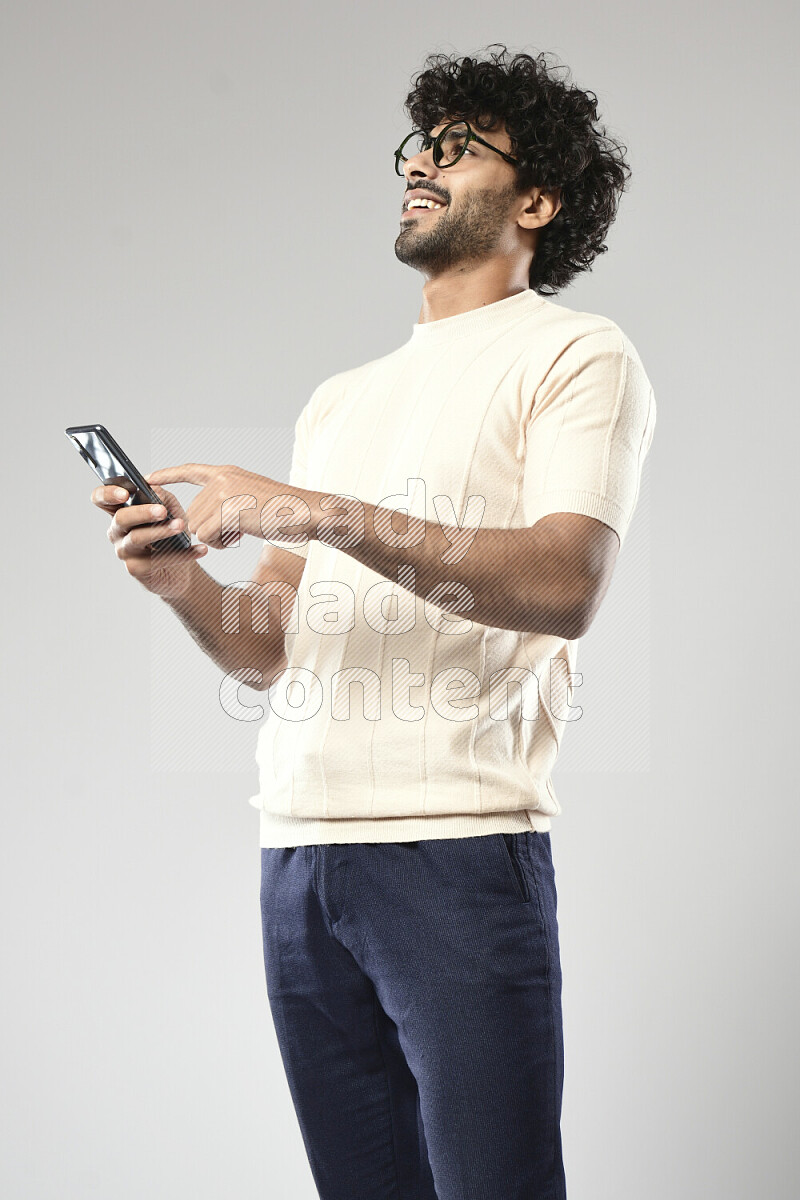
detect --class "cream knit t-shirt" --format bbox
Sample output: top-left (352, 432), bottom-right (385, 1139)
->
top-left (248, 289), bottom-right (656, 846)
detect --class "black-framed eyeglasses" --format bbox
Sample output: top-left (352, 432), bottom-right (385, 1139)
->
top-left (394, 120), bottom-right (519, 177)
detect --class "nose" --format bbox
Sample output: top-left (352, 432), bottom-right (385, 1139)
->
top-left (403, 148), bottom-right (440, 184)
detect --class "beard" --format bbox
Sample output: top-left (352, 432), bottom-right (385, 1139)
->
top-left (394, 179), bottom-right (522, 275)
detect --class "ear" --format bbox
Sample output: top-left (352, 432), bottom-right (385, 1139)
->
top-left (517, 186), bottom-right (562, 231)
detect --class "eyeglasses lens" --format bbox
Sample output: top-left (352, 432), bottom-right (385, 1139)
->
top-left (396, 123), bottom-right (470, 174)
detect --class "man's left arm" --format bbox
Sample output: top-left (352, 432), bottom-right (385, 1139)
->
top-left (302, 498), bottom-right (618, 641)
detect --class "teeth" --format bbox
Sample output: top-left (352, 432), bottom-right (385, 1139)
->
top-left (407, 198), bottom-right (444, 210)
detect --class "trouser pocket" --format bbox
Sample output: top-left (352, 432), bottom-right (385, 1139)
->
top-left (499, 833), bottom-right (531, 902)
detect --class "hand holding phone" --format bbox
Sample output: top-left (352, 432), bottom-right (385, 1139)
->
top-left (66, 424), bottom-right (208, 596)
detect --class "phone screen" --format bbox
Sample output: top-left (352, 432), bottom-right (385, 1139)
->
top-left (65, 424), bottom-right (193, 552)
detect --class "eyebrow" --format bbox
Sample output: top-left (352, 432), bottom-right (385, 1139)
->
top-left (440, 128), bottom-right (491, 147)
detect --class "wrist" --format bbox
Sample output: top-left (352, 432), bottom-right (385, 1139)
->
top-left (303, 490), bottom-right (322, 542)
top-left (255, 486), bottom-right (320, 547)
top-left (157, 556), bottom-right (210, 607)
top-left (303, 490), bottom-right (368, 549)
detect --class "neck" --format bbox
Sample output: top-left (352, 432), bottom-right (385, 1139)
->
top-left (416, 258), bottom-right (532, 324)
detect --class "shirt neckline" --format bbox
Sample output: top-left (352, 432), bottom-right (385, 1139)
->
top-left (409, 289), bottom-right (546, 345)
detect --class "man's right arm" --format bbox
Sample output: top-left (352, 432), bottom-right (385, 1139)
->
top-left (91, 480), bottom-right (306, 689)
top-left (160, 542), bottom-right (306, 689)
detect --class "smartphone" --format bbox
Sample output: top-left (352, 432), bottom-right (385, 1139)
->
top-left (65, 424), bottom-right (193, 553)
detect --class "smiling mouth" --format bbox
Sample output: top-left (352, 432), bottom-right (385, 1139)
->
top-left (401, 205), bottom-right (447, 219)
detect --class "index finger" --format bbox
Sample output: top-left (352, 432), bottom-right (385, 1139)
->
top-left (145, 463), bottom-right (212, 487)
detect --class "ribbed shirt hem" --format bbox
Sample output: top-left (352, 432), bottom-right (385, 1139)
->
top-left (255, 806), bottom-right (553, 847)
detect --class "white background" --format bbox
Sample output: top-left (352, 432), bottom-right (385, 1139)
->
top-left (2, 3), bottom-right (797, 1197)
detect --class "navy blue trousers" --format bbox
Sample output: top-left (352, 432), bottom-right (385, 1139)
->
top-left (259, 831), bottom-right (566, 1200)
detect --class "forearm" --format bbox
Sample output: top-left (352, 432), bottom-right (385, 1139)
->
top-left (302, 494), bottom-right (582, 638)
top-left (159, 559), bottom-right (286, 685)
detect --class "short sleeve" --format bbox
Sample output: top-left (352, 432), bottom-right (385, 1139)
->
top-left (522, 331), bottom-right (656, 551)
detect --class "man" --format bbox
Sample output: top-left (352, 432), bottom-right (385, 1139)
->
top-left (93, 46), bottom-right (655, 1200)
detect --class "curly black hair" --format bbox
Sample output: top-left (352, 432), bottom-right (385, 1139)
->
top-left (404, 45), bottom-right (632, 295)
